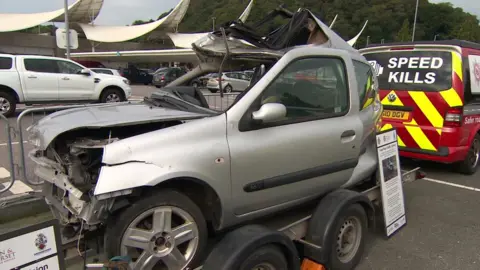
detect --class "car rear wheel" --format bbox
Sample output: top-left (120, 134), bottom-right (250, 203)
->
top-left (105, 189), bottom-right (208, 270)
top-left (456, 134), bottom-right (480, 175)
top-left (224, 85), bottom-right (233, 93)
top-left (0, 92), bottom-right (16, 118)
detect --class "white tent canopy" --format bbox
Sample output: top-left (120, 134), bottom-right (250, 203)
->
top-left (167, 0), bottom-right (255, 49)
top-left (78, 0), bottom-right (190, 43)
top-left (0, 0), bottom-right (103, 32)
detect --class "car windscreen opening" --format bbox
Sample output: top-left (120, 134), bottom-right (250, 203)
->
top-left (364, 50), bottom-right (452, 91)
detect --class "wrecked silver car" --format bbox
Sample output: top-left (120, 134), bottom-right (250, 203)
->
top-left (28, 6), bottom-right (382, 270)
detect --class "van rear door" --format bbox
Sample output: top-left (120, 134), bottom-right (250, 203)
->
top-left (363, 48), bottom-right (463, 155)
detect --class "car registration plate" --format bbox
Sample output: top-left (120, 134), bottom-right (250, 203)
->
top-left (382, 110), bottom-right (410, 121)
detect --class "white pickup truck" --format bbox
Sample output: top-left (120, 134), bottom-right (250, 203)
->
top-left (0, 54), bottom-right (132, 117)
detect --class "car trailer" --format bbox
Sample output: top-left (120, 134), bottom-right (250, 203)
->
top-left (82, 167), bottom-right (424, 270)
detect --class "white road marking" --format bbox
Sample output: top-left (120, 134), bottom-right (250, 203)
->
top-left (0, 167), bottom-right (10, 179)
top-left (2, 180), bottom-right (34, 194)
top-left (423, 177), bottom-right (480, 192)
top-left (0, 141), bottom-right (28, 147)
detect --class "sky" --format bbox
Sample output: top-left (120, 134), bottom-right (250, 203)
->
top-left (0, 0), bottom-right (478, 26)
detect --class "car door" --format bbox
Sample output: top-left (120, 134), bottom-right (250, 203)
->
top-left (22, 58), bottom-right (59, 101)
top-left (226, 55), bottom-right (364, 216)
top-left (236, 72), bottom-right (251, 91)
top-left (56, 60), bottom-right (96, 100)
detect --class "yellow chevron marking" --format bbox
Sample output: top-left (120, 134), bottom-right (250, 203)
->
top-left (404, 119), bottom-right (437, 151)
top-left (452, 52), bottom-right (463, 81)
top-left (381, 90), bottom-right (404, 106)
top-left (363, 97), bottom-right (373, 109)
top-left (408, 91), bottom-right (443, 135)
top-left (380, 124), bottom-right (406, 147)
top-left (440, 88), bottom-right (463, 107)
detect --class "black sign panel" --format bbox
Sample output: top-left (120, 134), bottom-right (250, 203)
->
top-left (365, 50), bottom-right (452, 91)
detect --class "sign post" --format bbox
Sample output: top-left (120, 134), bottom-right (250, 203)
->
top-left (0, 220), bottom-right (65, 270)
top-left (376, 128), bottom-right (407, 237)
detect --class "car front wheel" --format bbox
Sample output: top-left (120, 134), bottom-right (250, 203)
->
top-left (100, 88), bottom-right (125, 103)
top-left (105, 189), bottom-right (208, 270)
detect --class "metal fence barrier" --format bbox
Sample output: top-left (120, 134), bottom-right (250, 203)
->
top-left (0, 114), bottom-right (16, 194)
top-left (204, 93), bottom-right (239, 111)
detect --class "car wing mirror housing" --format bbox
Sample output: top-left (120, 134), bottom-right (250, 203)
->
top-left (80, 68), bottom-right (91, 76)
top-left (252, 103), bottom-right (287, 123)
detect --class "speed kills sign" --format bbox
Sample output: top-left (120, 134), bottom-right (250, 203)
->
top-left (387, 57), bottom-right (443, 84)
top-left (365, 51), bottom-right (452, 92)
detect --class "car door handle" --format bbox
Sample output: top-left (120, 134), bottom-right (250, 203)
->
top-left (341, 130), bottom-right (356, 138)
top-left (62, 77), bottom-right (70, 80)
top-left (27, 75), bottom-right (37, 79)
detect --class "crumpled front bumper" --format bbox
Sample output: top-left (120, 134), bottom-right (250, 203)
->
top-left (29, 149), bottom-right (114, 226)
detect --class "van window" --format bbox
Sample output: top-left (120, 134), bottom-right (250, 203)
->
top-left (365, 51), bottom-right (452, 91)
top-left (0, 57), bottom-right (12, 69)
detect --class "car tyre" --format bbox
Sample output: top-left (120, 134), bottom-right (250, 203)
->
top-left (0, 91), bottom-right (16, 118)
top-left (237, 244), bottom-right (288, 270)
top-left (224, 85), bottom-right (233, 93)
top-left (191, 82), bottom-right (199, 88)
top-left (328, 204), bottom-right (367, 270)
top-left (455, 134), bottom-right (480, 175)
top-left (100, 88), bottom-right (125, 103)
top-left (105, 189), bottom-right (208, 270)
top-left (209, 89), bottom-right (218, 93)
top-left (155, 85), bottom-right (161, 88)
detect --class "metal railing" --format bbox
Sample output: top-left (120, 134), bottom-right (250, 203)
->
top-left (0, 114), bottom-right (16, 194)
top-left (203, 92), bottom-right (239, 111)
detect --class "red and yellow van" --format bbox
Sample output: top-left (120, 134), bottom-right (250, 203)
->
top-left (360, 40), bottom-right (480, 174)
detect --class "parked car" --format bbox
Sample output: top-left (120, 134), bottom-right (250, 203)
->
top-left (152, 67), bottom-right (187, 88)
top-left (206, 72), bottom-right (250, 93)
top-left (27, 8), bottom-right (382, 270)
top-left (0, 54), bottom-right (132, 117)
top-left (120, 65), bottom-right (153, 85)
top-left (90, 68), bottom-right (122, 77)
top-left (244, 70), bottom-right (254, 79)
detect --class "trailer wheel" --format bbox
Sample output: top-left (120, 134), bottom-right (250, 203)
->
top-left (238, 244), bottom-right (288, 270)
top-left (329, 204), bottom-right (367, 270)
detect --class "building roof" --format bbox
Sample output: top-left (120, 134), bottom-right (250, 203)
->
top-left (0, 0), bottom-right (103, 32)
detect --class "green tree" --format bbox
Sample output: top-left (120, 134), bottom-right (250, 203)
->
top-left (395, 19), bottom-right (411, 42)
top-left (453, 15), bottom-right (480, 42)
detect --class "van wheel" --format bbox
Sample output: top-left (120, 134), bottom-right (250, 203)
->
top-left (0, 92), bottom-right (16, 118)
top-left (100, 88), bottom-right (125, 103)
top-left (105, 189), bottom-right (208, 270)
top-left (456, 134), bottom-right (480, 175)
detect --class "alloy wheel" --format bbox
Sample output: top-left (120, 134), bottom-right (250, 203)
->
top-left (470, 138), bottom-right (480, 169)
top-left (120, 206), bottom-right (199, 270)
top-left (106, 93), bottom-right (121, 103)
top-left (0, 97), bottom-right (11, 113)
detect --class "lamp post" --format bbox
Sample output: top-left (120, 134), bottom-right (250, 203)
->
top-left (412, 0), bottom-right (419, 42)
top-left (434, 34), bottom-right (438, 41)
top-left (64, 0), bottom-right (71, 59)
top-left (212, 17), bottom-right (216, 32)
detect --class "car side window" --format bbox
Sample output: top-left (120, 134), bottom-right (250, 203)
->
top-left (0, 57), bottom-right (12, 69)
top-left (353, 60), bottom-right (375, 110)
top-left (57, 60), bottom-right (84, 75)
top-left (24, 59), bottom-right (58, 73)
top-left (257, 57), bottom-right (349, 123)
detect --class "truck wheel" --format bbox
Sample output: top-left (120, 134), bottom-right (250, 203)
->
top-left (105, 189), bottom-right (208, 270)
top-left (329, 204), bottom-right (367, 270)
top-left (0, 92), bottom-right (16, 118)
top-left (100, 88), bottom-right (125, 103)
top-left (455, 134), bottom-right (480, 175)
top-left (238, 245), bottom-right (288, 270)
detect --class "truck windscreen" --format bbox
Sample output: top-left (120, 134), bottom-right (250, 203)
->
top-left (365, 50), bottom-right (452, 91)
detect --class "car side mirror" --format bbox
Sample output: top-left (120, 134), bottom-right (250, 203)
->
top-left (252, 103), bottom-right (287, 123)
top-left (80, 69), bottom-right (91, 76)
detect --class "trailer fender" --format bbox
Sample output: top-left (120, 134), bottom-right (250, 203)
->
top-left (304, 189), bottom-right (375, 265)
top-left (203, 224), bottom-right (301, 270)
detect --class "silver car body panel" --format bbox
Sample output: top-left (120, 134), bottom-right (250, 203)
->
top-left (29, 8), bottom-right (380, 230)
top-left (28, 102), bottom-right (210, 150)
